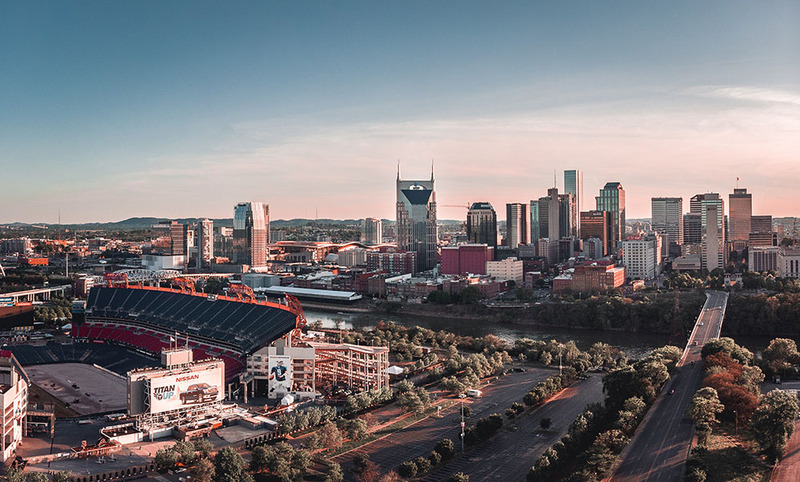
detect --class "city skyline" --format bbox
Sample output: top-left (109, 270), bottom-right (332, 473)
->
top-left (2, 1), bottom-right (798, 223)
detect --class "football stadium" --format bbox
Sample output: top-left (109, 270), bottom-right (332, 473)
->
top-left (71, 284), bottom-right (302, 382)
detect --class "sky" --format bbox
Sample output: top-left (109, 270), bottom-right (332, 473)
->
top-left (1, 1), bottom-right (798, 224)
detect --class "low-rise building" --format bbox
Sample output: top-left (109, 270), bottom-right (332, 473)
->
top-left (570, 264), bottom-right (625, 293)
top-left (0, 352), bottom-right (28, 463)
top-left (486, 257), bottom-right (524, 284)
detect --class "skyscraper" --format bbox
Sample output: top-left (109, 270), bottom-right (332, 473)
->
top-left (729, 188), bottom-right (752, 248)
top-left (197, 218), bottom-right (214, 269)
top-left (547, 189), bottom-right (559, 247)
top-left (529, 200), bottom-right (541, 241)
top-left (506, 203), bottom-right (528, 249)
top-left (233, 202), bottom-right (270, 267)
top-left (564, 170), bottom-right (583, 237)
top-left (651, 197), bottom-right (683, 254)
top-left (696, 193), bottom-right (725, 270)
top-left (558, 192), bottom-right (577, 238)
top-left (467, 202), bottom-right (497, 248)
top-left (596, 182), bottom-right (626, 252)
top-left (361, 218), bottom-right (383, 245)
top-left (396, 167), bottom-right (438, 272)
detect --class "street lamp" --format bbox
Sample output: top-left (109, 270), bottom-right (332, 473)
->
top-left (558, 344), bottom-right (564, 377)
top-left (733, 410), bottom-right (738, 436)
top-left (460, 400), bottom-right (465, 452)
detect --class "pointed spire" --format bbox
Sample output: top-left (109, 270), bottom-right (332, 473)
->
top-left (431, 159), bottom-right (435, 181)
top-left (397, 159), bottom-right (400, 181)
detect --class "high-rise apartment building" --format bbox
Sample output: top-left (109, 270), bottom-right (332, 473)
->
top-left (580, 211), bottom-right (612, 257)
top-left (729, 188), bottom-right (752, 249)
top-left (466, 202), bottom-right (497, 248)
top-left (361, 218), bottom-right (383, 245)
top-left (651, 197), bottom-right (683, 254)
top-left (596, 182), bottom-right (626, 252)
top-left (233, 202), bottom-right (270, 267)
top-left (622, 236), bottom-right (661, 280)
top-left (396, 168), bottom-right (437, 272)
top-left (564, 170), bottom-right (583, 237)
top-left (506, 203), bottom-right (528, 249)
top-left (196, 218), bottom-right (213, 269)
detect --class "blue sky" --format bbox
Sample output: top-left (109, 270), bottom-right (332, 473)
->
top-left (1, 1), bottom-right (798, 223)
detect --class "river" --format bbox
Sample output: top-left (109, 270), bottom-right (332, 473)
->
top-left (303, 308), bottom-right (778, 360)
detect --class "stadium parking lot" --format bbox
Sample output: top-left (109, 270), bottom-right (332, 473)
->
top-left (333, 367), bottom-right (558, 478)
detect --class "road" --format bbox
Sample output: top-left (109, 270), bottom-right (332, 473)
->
top-left (611, 290), bottom-right (728, 482)
top-left (332, 368), bottom-right (555, 479)
top-left (422, 375), bottom-right (604, 481)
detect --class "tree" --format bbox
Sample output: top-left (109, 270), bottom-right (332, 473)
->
top-left (194, 438), bottom-right (214, 458)
top-left (763, 338), bottom-right (799, 377)
top-left (447, 473), bottom-right (470, 482)
top-left (193, 458), bottom-right (215, 482)
top-left (434, 438), bottom-right (456, 460)
top-left (3, 468), bottom-right (25, 482)
top-left (751, 389), bottom-right (800, 461)
top-left (347, 418), bottom-right (369, 441)
top-left (51, 473), bottom-right (74, 482)
top-left (395, 379), bottom-right (414, 394)
top-left (214, 446), bottom-right (254, 482)
top-left (25, 474), bottom-right (48, 482)
top-left (155, 446), bottom-right (180, 469)
top-left (398, 461), bottom-right (418, 478)
top-left (325, 462), bottom-right (345, 482)
top-left (174, 439), bottom-right (197, 464)
top-left (318, 420), bottom-right (344, 450)
top-left (414, 455), bottom-right (432, 475)
top-left (686, 387), bottom-right (724, 446)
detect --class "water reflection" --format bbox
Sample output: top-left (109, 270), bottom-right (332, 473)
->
top-left (304, 309), bottom-right (673, 359)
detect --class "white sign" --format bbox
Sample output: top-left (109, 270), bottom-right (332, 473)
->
top-left (149, 362), bottom-right (224, 414)
top-left (268, 355), bottom-right (291, 397)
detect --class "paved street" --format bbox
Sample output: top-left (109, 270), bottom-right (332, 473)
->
top-left (423, 375), bottom-right (604, 481)
top-left (611, 291), bottom-right (728, 482)
top-left (332, 368), bottom-right (556, 479)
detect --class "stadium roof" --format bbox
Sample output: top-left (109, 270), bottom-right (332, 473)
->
top-left (85, 287), bottom-right (297, 354)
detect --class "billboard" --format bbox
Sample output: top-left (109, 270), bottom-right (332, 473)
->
top-left (268, 355), bottom-right (291, 397)
top-left (148, 362), bottom-right (224, 414)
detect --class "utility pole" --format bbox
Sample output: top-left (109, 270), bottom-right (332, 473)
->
top-left (460, 400), bottom-right (465, 453)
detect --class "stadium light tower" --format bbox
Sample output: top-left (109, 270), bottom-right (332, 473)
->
top-left (0, 262), bottom-right (5, 277)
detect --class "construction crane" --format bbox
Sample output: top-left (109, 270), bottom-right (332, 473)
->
top-left (439, 203), bottom-right (470, 209)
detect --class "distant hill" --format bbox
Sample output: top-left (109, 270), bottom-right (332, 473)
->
top-left (2, 217), bottom-right (465, 231)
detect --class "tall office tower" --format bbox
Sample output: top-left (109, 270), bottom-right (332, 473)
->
top-left (467, 202), bottom-right (497, 248)
top-left (197, 218), bottom-right (214, 269)
top-left (580, 211), bottom-right (612, 257)
top-left (558, 192), bottom-right (577, 238)
top-left (564, 170), bottom-right (583, 237)
top-left (651, 197), bottom-right (684, 254)
top-left (529, 200), bottom-right (541, 241)
top-left (361, 218), bottom-right (383, 245)
top-left (546, 189), bottom-right (560, 247)
top-left (233, 202), bottom-right (270, 267)
top-left (596, 182), bottom-right (626, 252)
top-left (168, 221), bottom-right (188, 257)
top-left (683, 213), bottom-right (702, 245)
top-left (698, 193), bottom-right (725, 269)
top-left (535, 196), bottom-right (551, 239)
top-left (396, 167), bottom-right (438, 272)
top-left (506, 203), bottom-right (528, 249)
top-left (729, 188), bottom-right (752, 250)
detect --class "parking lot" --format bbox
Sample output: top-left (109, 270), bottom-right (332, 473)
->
top-left (26, 363), bottom-right (128, 415)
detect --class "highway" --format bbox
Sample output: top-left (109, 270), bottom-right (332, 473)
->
top-left (611, 290), bottom-right (729, 482)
